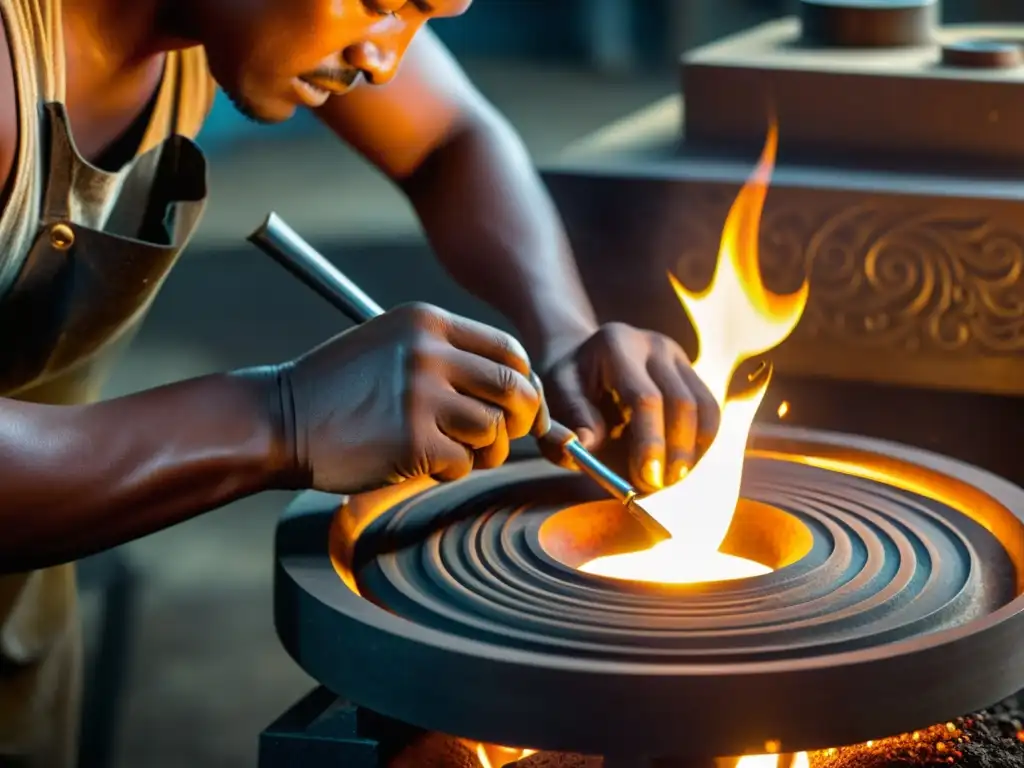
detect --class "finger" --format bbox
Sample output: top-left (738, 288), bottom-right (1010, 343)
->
top-left (545, 364), bottom-right (606, 451)
top-left (435, 395), bottom-right (511, 470)
top-left (444, 350), bottom-right (540, 439)
top-left (473, 426), bottom-right (511, 470)
top-left (441, 313), bottom-right (533, 378)
top-left (535, 421), bottom-right (577, 470)
top-left (435, 395), bottom-right (506, 449)
top-left (604, 353), bottom-right (666, 493)
top-left (676, 359), bottom-right (721, 457)
top-left (647, 356), bottom-right (698, 485)
top-left (425, 435), bottom-right (476, 483)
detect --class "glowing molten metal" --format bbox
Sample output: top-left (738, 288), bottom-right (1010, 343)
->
top-left (579, 121), bottom-right (809, 584)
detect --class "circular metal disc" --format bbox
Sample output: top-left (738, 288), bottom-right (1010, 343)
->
top-left (799, 0), bottom-right (937, 48)
top-left (274, 428), bottom-right (1024, 760)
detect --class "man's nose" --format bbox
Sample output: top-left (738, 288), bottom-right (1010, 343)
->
top-left (343, 40), bottom-right (402, 85)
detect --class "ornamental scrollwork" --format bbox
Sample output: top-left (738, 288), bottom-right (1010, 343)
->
top-left (668, 196), bottom-right (1024, 356)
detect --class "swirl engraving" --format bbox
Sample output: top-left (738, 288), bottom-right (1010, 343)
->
top-left (784, 203), bottom-right (1024, 355)
top-left (664, 195), bottom-right (1024, 357)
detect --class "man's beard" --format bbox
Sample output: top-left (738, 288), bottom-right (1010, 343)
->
top-left (223, 88), bottom-right (277, 126)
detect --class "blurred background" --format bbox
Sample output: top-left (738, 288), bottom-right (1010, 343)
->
top-left (77, 1), bottom-right (1024, 766)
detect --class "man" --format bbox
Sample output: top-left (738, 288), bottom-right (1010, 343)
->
top-left (0, 0), bottom-right (718, 764)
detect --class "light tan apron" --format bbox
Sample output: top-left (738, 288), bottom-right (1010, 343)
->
top-left (0, 12), bottom-right (214, 761)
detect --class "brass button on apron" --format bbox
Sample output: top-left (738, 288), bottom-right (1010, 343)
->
top-left (49, 222), bottom-right (75, 251)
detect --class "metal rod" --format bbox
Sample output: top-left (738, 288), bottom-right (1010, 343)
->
top-left (248, 213), bottom-right (383, 324)
top-left (246, 211), bottom-right (671, 543)
top-left (564, 438), bottom-right (634, 503)
top-left (562, 438), bottom-right (672, 542)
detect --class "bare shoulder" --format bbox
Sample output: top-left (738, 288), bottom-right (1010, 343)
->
top-left (0, 8), bottom-right (17, 207)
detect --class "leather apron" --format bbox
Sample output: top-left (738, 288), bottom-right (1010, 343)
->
top-left (0, 56), bottom-right (208, 766)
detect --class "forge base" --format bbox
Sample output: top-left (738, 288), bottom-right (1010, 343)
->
top-left (258, 687), bottom-right (1024, 768)
top-left (256, 686), bottom-right (722, 766)
top-left (256, 687), bottom-right (599, 768)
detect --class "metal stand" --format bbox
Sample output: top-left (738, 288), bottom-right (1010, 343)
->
top-left (261, 688), bottom-right (733, 767)
top-left (76, 549), bottom-right (140, 768)
top-left (260, 688), bottom-right (381, 768)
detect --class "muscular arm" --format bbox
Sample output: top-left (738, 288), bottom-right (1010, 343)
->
top-left (0, 372), bottom-right (289, 573)
top-left (0, 25), bottom-right (288, 573)
top-left (315, 29), bottom-right (598, 368)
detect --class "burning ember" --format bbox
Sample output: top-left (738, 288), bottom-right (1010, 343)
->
top-left (579, 120), bottom-right (809, 585)
top-left (460, 697), bottom-right (1024, 767)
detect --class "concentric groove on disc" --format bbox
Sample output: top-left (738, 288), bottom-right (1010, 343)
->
top-left (354, 458), bottom-right (1014, 662)
top-left (275, 431), bottom-right (1024, 758)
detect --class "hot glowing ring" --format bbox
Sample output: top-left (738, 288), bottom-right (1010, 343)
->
top-left (273, 427), bottom-right (1024, 762)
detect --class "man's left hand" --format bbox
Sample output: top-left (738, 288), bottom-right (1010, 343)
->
top-left (539, 323), bottom-right (720, 494)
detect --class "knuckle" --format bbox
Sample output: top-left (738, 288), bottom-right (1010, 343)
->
top-left (400, 301), bottom-right (447, 329)
top-left (672, 395), bottom-right (698, 416)
top-left (607, 321), bottom-right (637, 341)
top-left (485, 409), bottom-right (505, 438)
top-left (630, 390), bottom-right (663, 413)
top-left (495, 331), bottom-right (530, 370)
top-left (406, 337), bottom-right (440, 372)
top-left (494, 366), bottom-right (522, 398)
top-left (593, 322), bottom-right (626, 346)
top-left (634, 436), bottom-right (667, 456)
top-left (483, 404), bottom-right (505, 433)
top-left (653, 333), bottom-right (680, 355)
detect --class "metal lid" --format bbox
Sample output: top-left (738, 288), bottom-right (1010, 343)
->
top-left (800, 0), bottom-right (938, 48)
top-left (941, 39), bottom-right (1024, 69)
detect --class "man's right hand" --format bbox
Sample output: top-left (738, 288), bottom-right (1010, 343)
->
top-left (277, 302), bottom-right (541, 495)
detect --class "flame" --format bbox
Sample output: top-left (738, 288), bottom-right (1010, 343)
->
top-left (737, 754), bottom-right (810, 768)
top-left (469, 121), bottom-right (819, 768)
top-left (469, 742), bottom-right (536, 768)
top-left (579, 120), bottom-right (809, 584)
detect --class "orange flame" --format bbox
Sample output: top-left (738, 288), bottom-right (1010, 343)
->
top-left (578, 121), bottom-right (810, 765)
top-left (737, 753), bottom-right (811, 768)
top-left (579, 120), bottom-right (809, 583)
top-left (469, 741), bottom-right (536, 768)
top-left (468, 122), bottom-right (815, 768)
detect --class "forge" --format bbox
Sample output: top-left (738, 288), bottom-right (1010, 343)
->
top-left (264, 432), bottom-right (1024, 767)
top-left (264, 430), bottom-right (1024, 765)
top-left (260, 2), bottom-right (1024, 767)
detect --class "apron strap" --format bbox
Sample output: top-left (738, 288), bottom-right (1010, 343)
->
top-left (36, 103), bottom-right (78, 223)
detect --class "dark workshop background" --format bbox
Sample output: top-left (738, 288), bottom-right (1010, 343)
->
top-left (78, 1), bottom-right (1022, 767)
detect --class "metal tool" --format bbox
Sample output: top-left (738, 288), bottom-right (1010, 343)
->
top-left (247, 212), bottom-right (671, 542)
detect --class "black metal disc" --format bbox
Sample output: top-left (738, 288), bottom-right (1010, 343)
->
top-left (274, 428), bottom-right (1024, 760)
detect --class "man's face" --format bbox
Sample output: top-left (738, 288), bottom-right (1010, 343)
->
top-left (199, 0), bottom-right (473, 124)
